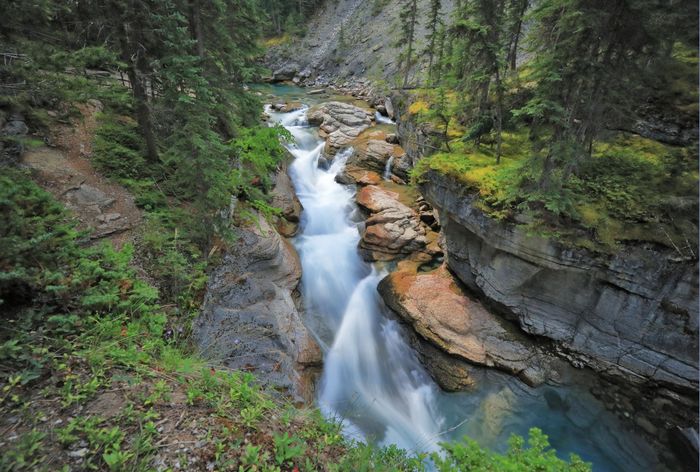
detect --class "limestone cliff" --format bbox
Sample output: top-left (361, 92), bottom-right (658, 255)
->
top-left (418, 169), bottom-right (699, 402)
top-left (265, 0), bottom-right (456, 85)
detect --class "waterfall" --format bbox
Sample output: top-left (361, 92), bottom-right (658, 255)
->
top-left (375, 110), bottom-right (395, 125)
top-left (383, 156), bottom-right (395, 181)
top-left (262, 91), bottom-right (674, 471)
top-left (268, 106), bottom-right (444, 453)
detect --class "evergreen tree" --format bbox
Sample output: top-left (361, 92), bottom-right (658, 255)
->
top-left (397, 0), bottom-right (419, 88)
top-left (449, 0), bottom-right (512, 162)
top-left (515, 0), bottom-right (688, 190)
top-left (424, 0), bottom-right (443, 85)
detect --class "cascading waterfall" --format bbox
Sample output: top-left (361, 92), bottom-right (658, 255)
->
top-left (269, 105), bottom-right (444, 452)
top-left (375, 110), bottom-right (395, 125)
top-left (263, 91), bottom-right (675, 471)
top-left (383, 156), bottom-right (395, 181)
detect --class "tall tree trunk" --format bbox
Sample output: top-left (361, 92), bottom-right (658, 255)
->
top-left (494, 66), bottom-right (504, 164)
top-left (117, 20), bottom-right (159, 162)
top-left (507, 0), bottom-right (528, 70)
top-left (188, 0), bottom-right (205, 59)
top-left (402, 0), bottom-right (417, 88)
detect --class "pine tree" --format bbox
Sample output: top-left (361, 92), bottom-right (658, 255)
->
top-left (397, 0), bottom-right (419, 88)
top-left (424, 0), bottom-right (442, 86)
top-left (515, 0), bottom-right (685, 189)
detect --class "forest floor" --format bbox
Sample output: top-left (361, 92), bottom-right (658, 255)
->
top-left (21, 100), bottom-right (141, 248)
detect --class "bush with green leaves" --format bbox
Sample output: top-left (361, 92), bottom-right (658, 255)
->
top-left (432, 428), bottom-right (591, 471)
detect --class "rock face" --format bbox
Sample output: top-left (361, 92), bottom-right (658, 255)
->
top-left (355, 185), bottom-right (427, 261)
top-left (390, 92), bottom-right (446, 173)
top-left (271, 62), bottom-right (299, 82)
top-left (194, 216), bottom-right (322, 401)
top-left (419, 170), bottom-right (699, 401)
top-left (270, 164), bottom-right (303, 237)
top-left (378, 265), bottom-right (554, 389)
top-left (307, 101), bottom-right (372, 153)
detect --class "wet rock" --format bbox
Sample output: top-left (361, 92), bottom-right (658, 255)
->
top-left (385, 133), bottom-right (399, 144)
top-left (307, 101), bottom-right (372, 154)
top-left (194, 215), bottom-right (322, 402)
top-left (355, 185), bottom-right (426, 261)
top-left (378, 265), bottom-right (552, 387)
top-left (349, 135), bottom-right (405, 173)
top-left (280, 101), bottom-right (303, 113)
top-left (385, 97), bottom-right (395, 119)
top-left (335, 165), bottom-right (381, 186)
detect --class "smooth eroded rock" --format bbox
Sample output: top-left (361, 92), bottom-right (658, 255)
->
top-left (355, 185), bottom-right (428, 261)
top-left (307, 101), bottom-right (372, 154)
top-left (378, 265), bottom-right (552, 388)
top-left (194, 215), bottom-right (322, 402)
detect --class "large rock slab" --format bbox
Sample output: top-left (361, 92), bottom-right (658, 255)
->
top-left (378, 265), bottom-right (553, 388)
top-left (194, 216), bottom-right (322, 401)
top-left (355, 185), bottom-right (427, 261)
top-left (307, 101), bottom-right (372, 154)
top-left (419, 170), bottom-right (699, 426)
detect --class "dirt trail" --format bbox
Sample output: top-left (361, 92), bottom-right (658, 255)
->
top-left (21, 100), bottom-right (141, 248)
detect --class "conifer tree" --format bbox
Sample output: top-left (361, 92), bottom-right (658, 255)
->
top-left (424, 0), bottom-right (443, 86)
top-left (397, 0), bottom-right (419, 88)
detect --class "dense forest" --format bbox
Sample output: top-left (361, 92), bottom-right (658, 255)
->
top-left (0, 0), bottom-right (697, 470)
top-left (394, 0), bottom-right (698, 252)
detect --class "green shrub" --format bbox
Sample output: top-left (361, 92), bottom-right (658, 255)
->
top-left (92, 114), bottom-right (147, 179)
top-left (432, 428), bottom-right (591, 471)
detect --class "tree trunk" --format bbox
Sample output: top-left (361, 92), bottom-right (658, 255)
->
top-left (116, 19), bottom-right (159, 163)
top-left (507, 0), bottom-right (528, 70)
top-left (494, 66), bottom-right (503, 164)
top-left (402, 0), bottom-right (417, 88)
top-left (188, 0), bottom-right (205, 59)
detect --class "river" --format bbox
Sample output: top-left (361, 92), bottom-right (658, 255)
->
top-left (262, 84), bottom-right (676, 472)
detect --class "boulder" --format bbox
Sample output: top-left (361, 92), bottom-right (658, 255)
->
top-left (2, 120), bottom-right (28, 136)
top-left (355, 185), bottom-right (426, 261)
top-left (385, 97), bottom-right (395, 119)
top-left (334, 165), bottom-right (382, 186)
top-left (194, 216), bottom-right (322, 402)
top-left (272, 63), bottom-right (299, 82)
top-left (307, 101), bottom-right (373, 154)
top-left (378, 265), bottom-right (553, 388)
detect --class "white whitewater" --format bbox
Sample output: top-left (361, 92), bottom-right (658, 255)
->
top-left (383, 156), bottom-right (395, 181)
top-left (375, 110), bottom-right (395, 125)
top-left (268, 105), bottom-right (444, 452)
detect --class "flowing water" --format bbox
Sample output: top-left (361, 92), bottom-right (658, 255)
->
top-left (263, 85), bottom-right (679, 471)
top-left (376, 110), bottom-right (396, 125)
top-left (383, 156), bottom-right (395, 181)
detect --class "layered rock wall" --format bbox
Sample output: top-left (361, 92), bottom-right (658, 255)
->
top-left (419, 170), bottom-right (699, 398)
